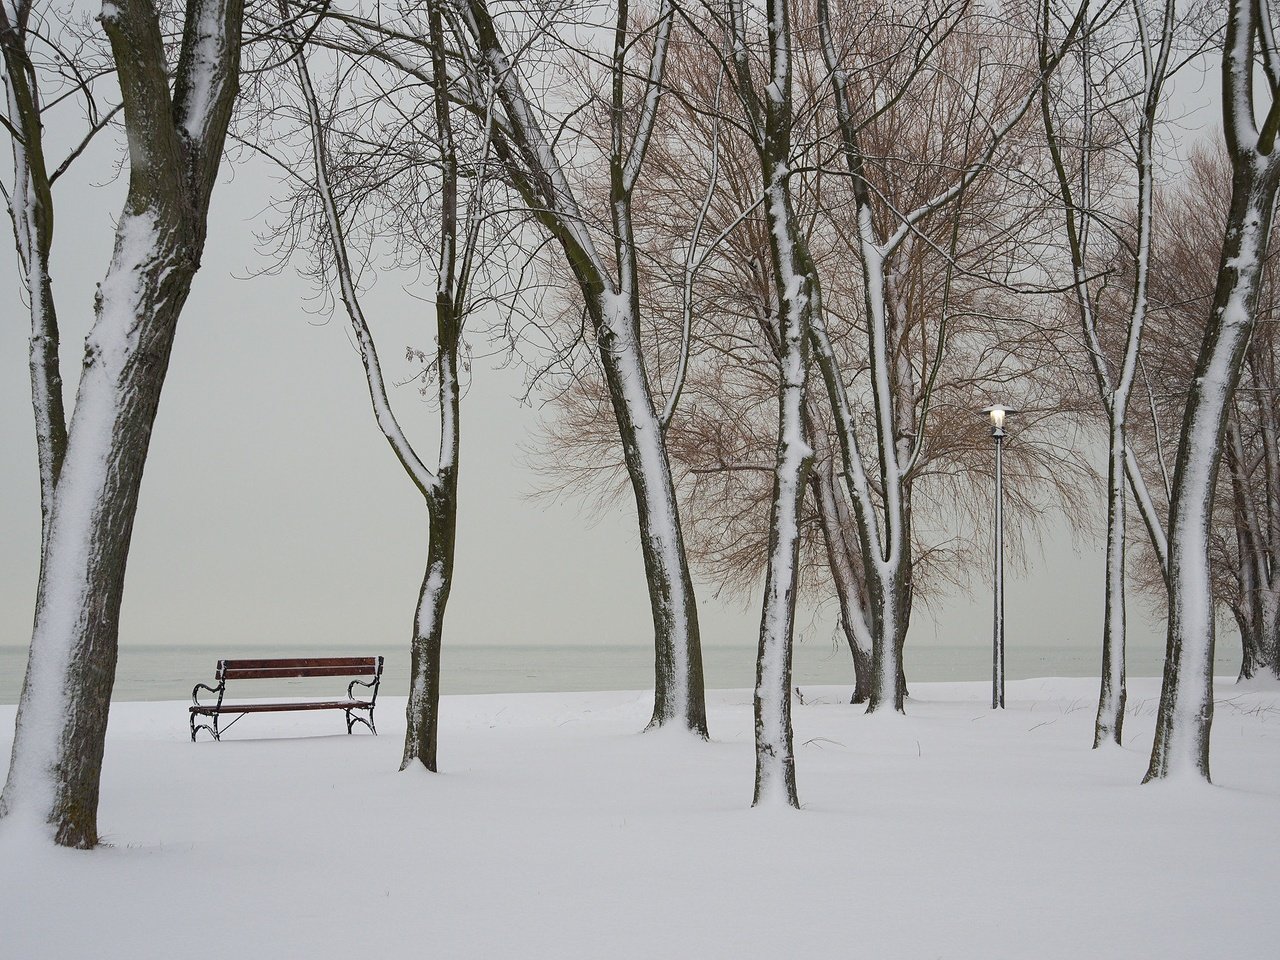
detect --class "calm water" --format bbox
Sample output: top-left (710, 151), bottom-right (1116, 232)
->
top-left (0, 640), bottom-right (1242, 705)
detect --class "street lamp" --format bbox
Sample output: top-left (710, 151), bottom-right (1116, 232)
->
top-left (981, 405), bottom-right (1016, 709)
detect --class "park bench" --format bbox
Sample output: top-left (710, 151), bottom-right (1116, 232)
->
top-left (190, 656), bottom-right (383, 742)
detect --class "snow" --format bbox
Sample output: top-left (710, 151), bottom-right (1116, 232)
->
top-left (178, 0), bottom-right (228, 141)
top-left (2, 677), bottom-right (1276, 957)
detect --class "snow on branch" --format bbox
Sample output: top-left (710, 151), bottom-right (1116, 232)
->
top-left (285, 20), bottom-right (438, 495)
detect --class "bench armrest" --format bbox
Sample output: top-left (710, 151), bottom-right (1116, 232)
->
top-left (192, 681), bottom-right (225, 710)
top-left (347, 675), bottom-right (380, 706)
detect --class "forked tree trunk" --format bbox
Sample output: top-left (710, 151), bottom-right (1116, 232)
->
top-left (3, 210), bottom-right (199, 847)
top-left (0, 0), bottom-right (243, 848)
top-left (286, 0), bottom-right (469, 772)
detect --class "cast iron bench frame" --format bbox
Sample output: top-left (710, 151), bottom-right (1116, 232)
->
top-left (190, 656), bottom-right (383, 742)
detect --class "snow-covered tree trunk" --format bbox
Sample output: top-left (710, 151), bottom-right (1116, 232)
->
top-left (403, 398), bottom-right (459, 771)
top-left (753, 290), bottom-right (812, 807)
top-left (1095, 419), bottom-right (1128, 745)
top-left (1145, 0), bottom-right (1280, 782)
top-left (723, 0), bottom-right (814, 809)
top-left (0, 0), bottom-right (244, 847)
top-left (809, 448), bottom-right (872, 704)
top-left (459, 0), bottom-right (708, 736)
top-left (596, 292), bottom-right (707, 733)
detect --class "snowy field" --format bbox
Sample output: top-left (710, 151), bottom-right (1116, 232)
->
top-left (1, 676), bottom-right (1277, 959)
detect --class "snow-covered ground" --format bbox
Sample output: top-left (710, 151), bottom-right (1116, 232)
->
top-left (1, 676), bottom-right (1277, 959)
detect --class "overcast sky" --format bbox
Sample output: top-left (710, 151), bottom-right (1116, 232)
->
top-left (1, 28), bottom-right (1233, 667)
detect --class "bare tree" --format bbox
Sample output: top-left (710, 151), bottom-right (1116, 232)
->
top-left (453, 0), bottom-right (711, 734)
top-left (0, 0), bottom-right (244, 847)
top-left (1038, 0), bottom-right (1182, 747)
top-left (809, 0), bottom-right (1088, 713)
top-left (266, 0), bottom-right (498, 771)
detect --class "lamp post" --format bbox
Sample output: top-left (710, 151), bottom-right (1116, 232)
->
top-left (981, 405), bottom-right (1015, 710)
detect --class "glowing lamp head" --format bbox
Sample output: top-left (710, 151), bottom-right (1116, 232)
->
top-left (981, 404), bottom-right (1016, 435)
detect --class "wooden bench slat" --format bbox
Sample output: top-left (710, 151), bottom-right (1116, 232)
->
top-left (220, 657), bottom-right (380, 669)
top-left (221, 665), bottom-right (380, 680)
top-left (221, 656), bottom-right (379, 670)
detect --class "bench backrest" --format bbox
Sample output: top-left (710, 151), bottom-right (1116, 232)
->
top-left (217, 657), bottom-right (383, 682)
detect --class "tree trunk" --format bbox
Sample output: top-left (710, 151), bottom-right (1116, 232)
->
top-left (810, 456), bottom-right (872, 704)
top-left (1094, 416), bottom-right (1127, 746)
top-left (751, 141), bottom-right (813, 813)
top-left (1, 207), bottom-right (201, 846)
top-left (1226, 413), bottom-right (1280, 682)
top-left (402, 488), bottom-right (456, 772)
top-left (400, 291), bottom-right (460, 773)
top-left (594, 295), bottom-right (708, 736)
top-left (398, 0), bottom-right (466, 772)
top-left (1145, 118), bottom-right (1280, 782)
top-left (865, 558), bottom-right (910, 713)
top-left (0, 2), bottom-right (69, 543)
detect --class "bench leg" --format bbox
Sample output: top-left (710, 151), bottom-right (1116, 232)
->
top-left (346, 708), bottom-right (376, 735)
top-left (190, 712), bottom-right (222, 742)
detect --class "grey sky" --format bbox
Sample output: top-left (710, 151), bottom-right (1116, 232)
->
top-left (0, 51), bottom-right (1210, 667)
